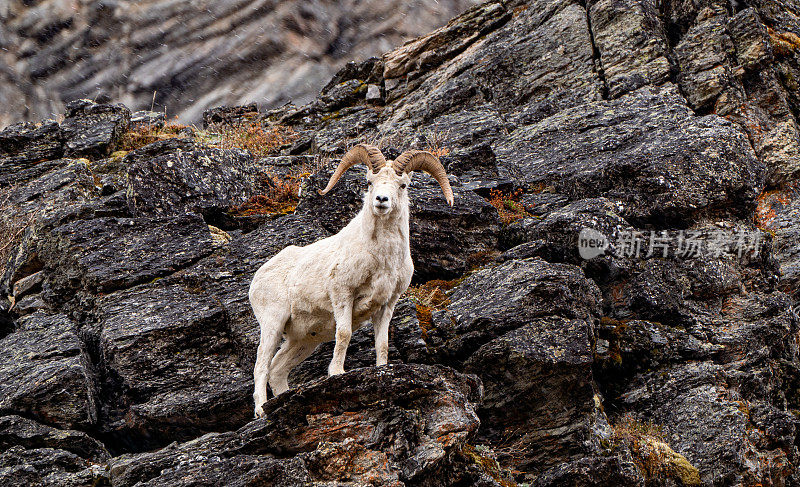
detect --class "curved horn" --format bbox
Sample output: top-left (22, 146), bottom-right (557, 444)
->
top-left (318, 144), bottom-right (387, 195)
top-left (392, 150), bottom-right (454, 206)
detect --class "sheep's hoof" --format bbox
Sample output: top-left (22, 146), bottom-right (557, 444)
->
top-left (254, 404), bottom-right (266, 419)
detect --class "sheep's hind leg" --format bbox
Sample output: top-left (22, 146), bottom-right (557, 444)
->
top-left (269, 339), bottom-right (315, 395)
top-left (253, 307), bottom-right (287, 418)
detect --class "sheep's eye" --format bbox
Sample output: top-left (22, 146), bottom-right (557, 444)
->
top-left (400, 184), bottom-right (407, 189)
top-left (368, 181), bottom-right (373, 186)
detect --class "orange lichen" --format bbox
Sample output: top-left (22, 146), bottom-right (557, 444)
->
top-left (755, 184), bottom-right (796, 231)
top-left (769, 27), bottom-right (800, 57)
top-left (460, 444), bottom-right (517, 487)
top-left (488, 188), bottom-right (530, 225)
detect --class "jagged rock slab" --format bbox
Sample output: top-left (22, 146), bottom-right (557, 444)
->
top-left (125, 138), bottom-right (264, 219)
top-left (381, 0), bottom-right (603, 135)
top-left (0, 446), bottom-right (108, 487)
top-left (428, 257), bottom-right (602, 365)
top-left (494, 84), bottom-right (765, 225)
top-left (37, 213), bottom-right (213, 303)
top-left (588, 0), bottom-right (671, 97)
top-left (108, 364), bottom-right (497, 487)
top-left (465, 317), bottom-right (609, 476)
top-left (757, 187), bottom-right (800, 299)
top-left (620, 361), bottom-right (797, 486)
top-left (95, 283), bottom-right (252, 451)
top-left (0, 312), bottom-right (96, 430)
top-left (60, 100), bottom-right (131, 159)
top-left (0, 415), bottom-right (109, 463)
top-left (0, 119), bottom-right (63, 167)
top-left (500, 197), bottom-right (632, 264)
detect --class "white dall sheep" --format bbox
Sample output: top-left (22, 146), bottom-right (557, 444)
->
top-left (249, 144), bottom-right (454, 418)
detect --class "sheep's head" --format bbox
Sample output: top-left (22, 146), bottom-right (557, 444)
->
top-left (319, 144), bottom-right (454, 216)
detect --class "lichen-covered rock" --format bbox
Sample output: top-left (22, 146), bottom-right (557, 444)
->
top-left (125, 137), bottom-right (264, 219)
top-left (588, 0), bottom-right (671, 98)
top-left (108, 364), bottom-right (495, 487)
top-left (428, 257), bottom-right (602, 364)
top-left (60, 99), bottom-right (131, 159)
top-left (500, 197), bottom-right (632, 264)
top-left (465, 318), bottom-right (608, 477)
top-left (37, 213), bottom-right (213, 304)
top-left (0, 312), bottom-right (96, 430)
top-left (0, 446), bottom-right (108, 487)
top-left (0, 119), bottom-right (63, 167)
top-left (0, 415), bottom-right (109, 463)
top-left (94, 283), bottom-right (252, 451)
top-left (494, 84), bottom-right (765, 225)
top-left (757, 186), bottom-right (800, 299)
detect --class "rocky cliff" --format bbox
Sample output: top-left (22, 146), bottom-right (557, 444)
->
top-left (0, 0), bottom-right (478, 127)
top-left (2, 0), bottom-right (800, 485)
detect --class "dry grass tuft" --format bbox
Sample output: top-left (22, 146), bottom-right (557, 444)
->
top-left (228, 174), bottom-right (302, 217)
top-left (405, 279), bottom-right (461, 333)
top-left (488, 188), bottom-right (530, 225)
top-left (422, 129), bottom-right (451, 157)
top-left (211, 122), bottom-right (298, 159)
top-left (118, 122), bottom-right (190, 151)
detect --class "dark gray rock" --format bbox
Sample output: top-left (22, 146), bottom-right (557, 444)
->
top-left (620, 360), bottom-right (796, 486)
top-left (0, 445), bottom-right (108, 487)
top-left (108, 364), bottom-right (495, 487)
top-left (0, 312), bottom-right (96, 430)
top-left (38, 213), bottom-right (214, 303)
top-left (588, 0), bottom-right (671, 98)
top-left (0, 119), bottom-right (63, 167)
top-left (500, 197), bottom-right (632, 264)
top-left (427, 257), bottom-right (603, 365)
top-left (465, 317), bottom-right (609, 477)
top-left (125, 138), bottom-right (265, 220)
top-left (201, 103), bottom-right (259, 128)
top-left (61, 99), bottom-right (131, 159)
top-left (0, 414), bottom-right (109, 463)
top-left (494, 84), bottom-right (765, 225)
top-left (94, 283), bottom-right (251, 452)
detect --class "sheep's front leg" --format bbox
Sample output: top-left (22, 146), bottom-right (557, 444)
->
top-left (329, 298), bottom-right (353, 376)
top-left (372, 301), bottom-right (396, 366)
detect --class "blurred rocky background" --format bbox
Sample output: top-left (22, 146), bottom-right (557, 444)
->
top-left (3, 0), bottom-right (800, 485)
top-left (0, 0), bottom-right (479, 127)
